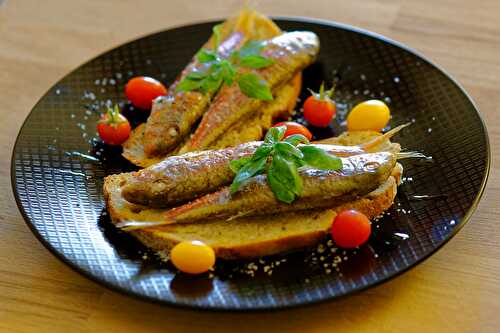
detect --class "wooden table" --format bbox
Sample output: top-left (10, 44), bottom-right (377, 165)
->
top-left (1, 0), bottom-right (499, 332)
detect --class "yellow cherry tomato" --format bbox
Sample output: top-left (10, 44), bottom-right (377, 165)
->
top-left (347, 100), bottom-right (391, 132)
top-left (170, 240), bottom-right (216, 274)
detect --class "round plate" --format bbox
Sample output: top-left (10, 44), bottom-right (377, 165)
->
top-left (11, 18), bottom-right (490, 310)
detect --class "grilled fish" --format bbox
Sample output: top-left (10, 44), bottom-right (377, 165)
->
top-left (179, 31), bottom-right (320, 152)
top-left (143, 32), bottom-right (247, 156)
top-left (121, 125), bottom-right (405, 208)
top-left (118, 152), bottom-right (397, 229)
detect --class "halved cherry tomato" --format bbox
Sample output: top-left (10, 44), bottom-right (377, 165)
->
top-left (97, 105), bottom-right (131, 145)
top-left (347, 100), bottom-right (390, 132)
top-left (331, 210), bottom-right (371, 248)
top-left (273, 121), bottom-right (313, 141)
top-left (303, 83), bottom-right (336, 127)
top-left (125, 76), bottom-right (167, 109)
top-left (170, 240), bottom-right (216, 274)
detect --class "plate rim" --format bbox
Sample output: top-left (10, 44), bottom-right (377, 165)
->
top-left (10, 16), bottom-right (491, 311)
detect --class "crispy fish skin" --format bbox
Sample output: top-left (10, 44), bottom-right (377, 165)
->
top-left (121, 126), bottom-right (405, 208)
top-left (121, 142), bottom-right (261, 207)
top-left (156, 152), bottom-right (397, 225)
top-left (180, 31), bottom-right (320, 152)
top-left (143, 32), bottom-right (246, 156)
top-left (121, 141), bottom-right (389, 207)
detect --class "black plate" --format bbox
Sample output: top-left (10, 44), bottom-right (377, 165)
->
top-left (11, 18), bottom-right (490, 310)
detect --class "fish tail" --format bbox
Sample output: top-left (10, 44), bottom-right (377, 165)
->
top-left (117, 220), bottom-right (172, 230)
top-left (361, 123), bottom-right (410, 152)
top-left (396, 151), bottom-right (432, 160)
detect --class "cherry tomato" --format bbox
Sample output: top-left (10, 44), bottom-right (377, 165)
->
top-left (303, 83), bottom-right (336, 127)
top-left (331, 210), bottom-right (371, 248)
top-left (347, 100), bottom-right (390, 132)
top-left (273, 121), bottom-right (313, 141)
top-left (125, 76), bottom-right (167, 109)
top-left (97, 105), bottom-right (131, 145)
top-left (170, 240), bottom-right (216, 274)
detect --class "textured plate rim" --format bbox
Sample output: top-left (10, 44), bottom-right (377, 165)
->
top-left (10, 16), bottom-right (491, 311)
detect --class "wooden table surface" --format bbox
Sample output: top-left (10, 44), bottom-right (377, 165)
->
top-left (1, 0), bottom-right (499, 332)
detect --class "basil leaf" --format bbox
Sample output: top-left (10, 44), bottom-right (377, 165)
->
top-left (268, 154), bottom-right (303, 203)
top-left (176, 78), bottom-right (202, 92)
top-left (272, 154), bottom-right (303, 196)
top-left (186, 71), bottom-right (206, 80)
top-left (220, 59), bottom-right (236, 85)
top-left (238, 40), bottom-right (265, 58)
top-left (239, 55), bottom-right (274, 69)
top-left (230, 157), bottom-right (267, 193)
top-left (229, 156), bottom-right (251, 173)
top-left (299, 146), bottom-right (343, 170)
top-left (267, 170), bottom-right (296, 204)
top-left (264, 126), bottom-right (286, 144)
top-left (212, 23), bottom-right (223, 49)
top-left (284, 134), bottom-right (310, 146)
top-left (237, 73), bottom-right (273, 101)
top-left (197, 49), bottom-right (217, 63)
top-left (200, 75), bottom-right (223, 94)
top-left (253, 143), bottom-right (273, 160)
top-left (274, 142), bottom-right (304, 159)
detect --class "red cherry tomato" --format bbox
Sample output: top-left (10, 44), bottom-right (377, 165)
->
top-left (97, 105), bottom-right (131, 145)
top-left (303, 83), bottom-right (336, 127)
top-left (303, 96), bottom-right (336, 127)
top-left (273, 121), bottom-right (313, 141)
top-left (125, 76), bottom-right (167, 109)
top-left (331, 210), bottom-right (371, 248)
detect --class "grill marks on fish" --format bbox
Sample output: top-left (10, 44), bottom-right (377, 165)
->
top-left (180, 31), bottom-right (320, 152)
top-left (143, 32), bottom-right (247, 156)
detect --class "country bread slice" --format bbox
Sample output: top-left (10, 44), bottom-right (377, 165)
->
top-left (104, 164), bottom-right (401, 260)
top-left (105, 130), bottom-right (403, 260)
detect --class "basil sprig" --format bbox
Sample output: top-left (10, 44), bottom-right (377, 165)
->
top-left (230, 126), bottom-right (343, 203)
top-left (176, 24), bottom-right (274, 100)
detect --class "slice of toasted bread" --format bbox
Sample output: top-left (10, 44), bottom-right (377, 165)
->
top-left (105, 132), bottom-right (403, 260)
top-left (104, 165), bottom-right (401, 260)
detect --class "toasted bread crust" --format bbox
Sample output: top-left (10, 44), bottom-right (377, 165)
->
top-left (103, 164), bottom-right (401, 260)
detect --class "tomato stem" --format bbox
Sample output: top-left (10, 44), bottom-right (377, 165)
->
top-left (319, 82), bottom-right (325, 100)
top-left (103, 104), bottom-right (124, 126)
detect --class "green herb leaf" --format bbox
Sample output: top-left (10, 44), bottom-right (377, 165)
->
top-left (267, 154), bottom-right (303, 203)
top-left (197, 49), bottom-right (217, 63)
top-left (299, 146), bottom-right (343, 170)
top-left (253, 143), bottom-right (273, 159)
top-left (284, 134), bottom-right (310, 146)
top-left (239, 55), bottom-right (274, 69)
top-left (238, 40), bottom-right (265, 58)
top-left (200, 74), bottom-right (223, 94)
top-left (237, 73), bottom-right (273, 101)
top-left (229, 156), bottom-right (252, 173)
top-left (230, 156), bottom-right (267, 194)
top-left (220, 59), bottom-right (236, 85)
top-left (212, 23), bottom-right (223, 50)
top-left (264, 126), bottom-right (286, 144)
top-left (267, 170), bottom-right (296, 204)
top-left (186, 71), bottom-right (206, 80)
top-left (176, 78), bottom-right (202, 93)
top-left (274, 142), bottom-right (304, 159)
